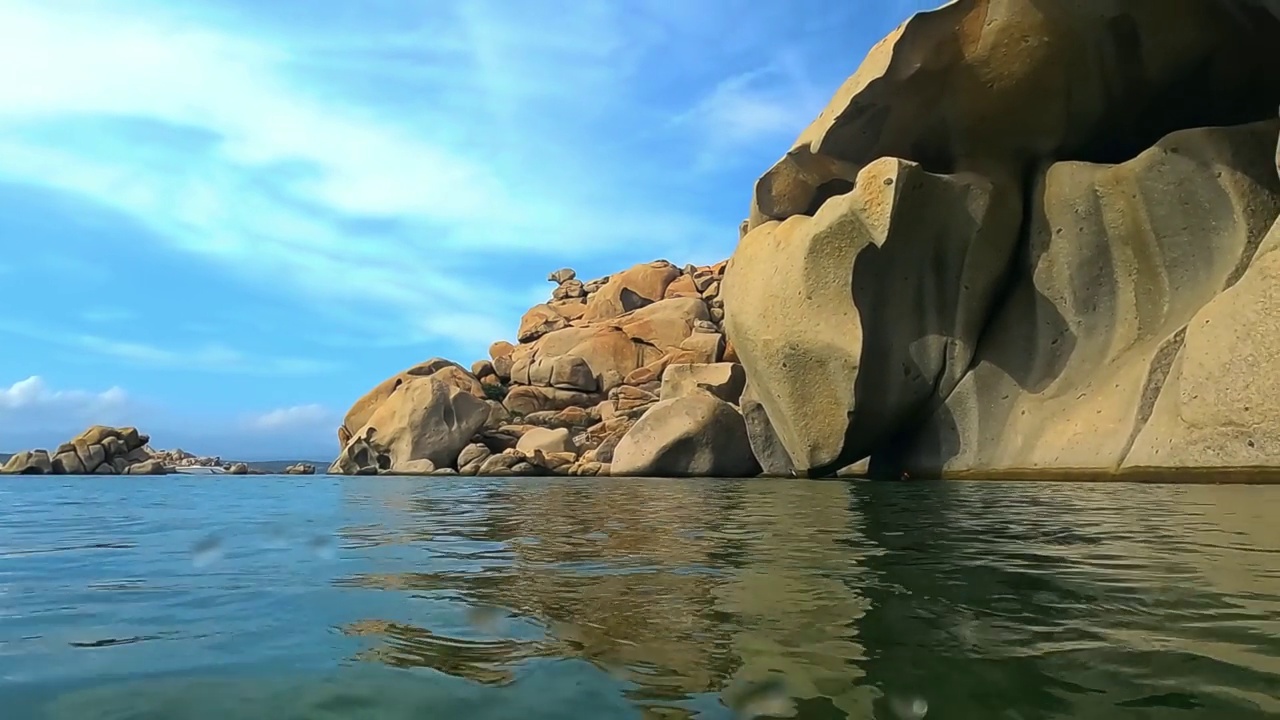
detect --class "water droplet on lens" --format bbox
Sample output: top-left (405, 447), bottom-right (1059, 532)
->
top-left (307, 534), bottom-right (336, 559)
top-left (191, 535), bottom-right (223, 568)
top-left (727, 675), bottom-right (795, 719)
top-left (889, 695), bottom-right (928, 719)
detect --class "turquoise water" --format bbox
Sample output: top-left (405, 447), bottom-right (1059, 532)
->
top-left (1, 476), bottom-right (1277, 719)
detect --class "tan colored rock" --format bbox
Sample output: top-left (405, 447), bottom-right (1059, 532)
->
top-left (331, 377), bottom-right (490, 474)
top-left (747, 0), bottom-right (1280, 232)
top-left (552, 279), bottom-right (586, 301)
top-left (339, 359), bottom-right (474, 442)
top-left (75, 442), bottom-right (108, 474)
top-left (503, 385), bottom-right (602, 416)
top-left (1, 450), bottom-right (53, 474)
top-left (664, 274), bottom-right (700, 299)
top-left (518, 303), bottom-right (569, 342)
top-left (393, 459), bottom-right (437, 475)
top-left (285, 463), bottom-right (316, 475)
top-left (484, 400), bottom-right (511, 428)
top-left (51, 450), bottom-right (86, 474)
top-left (725, 156), bottom-right (1022, 473)
top-left (489, 341), bottom-right (516, 379)
top-left (616, 296), bottom-right (709, 350)
top-left (1123, 222), bottom-right (1280, 468)
top-left (93, 463), bottom-right (116, 475)
top-left (111, 457), bottom-right (129, 474)
top-left (740, 380), bottom-right (796, 477)
top-left (125, 458), bottom-right (168, 475)
top-left (677, 332), bottom-right (723, 364)
top-left (471, 360), bottom-right (496, 379)
top-left (660, 363), bottom-right (746, 404)
top-left (516, 427), bottom-right (577, 456)
top-left (897, 121), bottom-right (1280, 474)
top-left (75, 425), bottom-right (119, 447)
top-left (227, 462), bottom-right (249, 475)
top-left (514, 354), bottom-right (598, 392)
top-left (477, 452), bottom-right (523, 476)
top-left (583, 261), bottom-right (681, 322)
top-left (548, 268), bottom-right (576, 284)
top-left (610, 391), bottom-right (760, 477)
top-left (457, 443), bottom-right (491, 469)
top-left (118, 427), bottom-right (144, 451)
top-left (523, 325), bottom-right (659, 393)
top-left (622, 354), bottom-right (674, 386)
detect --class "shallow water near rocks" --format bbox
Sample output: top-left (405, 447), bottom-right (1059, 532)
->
top-left (1, 476), bottom-right (1277, 719)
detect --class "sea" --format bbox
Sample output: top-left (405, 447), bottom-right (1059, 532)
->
top-left (0, 476), bottom-right (1277, 719)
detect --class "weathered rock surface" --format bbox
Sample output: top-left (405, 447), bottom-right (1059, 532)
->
top-left (330, 377), bottom-right (489, 475)
top-left (610, 392), bottom-right (760, 478)
top-left (723, 0), bottom-right (1280, 478)
top-left (2, 425), bottom-right (165, 476)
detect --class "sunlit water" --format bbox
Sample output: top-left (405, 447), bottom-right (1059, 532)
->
top-left (1, 476), bottom-right (1277, 719)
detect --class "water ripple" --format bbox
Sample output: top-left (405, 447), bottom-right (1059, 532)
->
top-left (0, 476), bottom-right (1277, 719)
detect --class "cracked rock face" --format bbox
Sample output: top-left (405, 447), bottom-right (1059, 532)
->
top-left (724, 0), bottom-right (1280, 476)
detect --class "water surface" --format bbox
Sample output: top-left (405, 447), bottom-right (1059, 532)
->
top-left (1, 476), bottom-right (1277, 719)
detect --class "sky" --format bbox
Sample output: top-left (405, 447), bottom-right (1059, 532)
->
top-left (0, 0), bottom-right (938, 460)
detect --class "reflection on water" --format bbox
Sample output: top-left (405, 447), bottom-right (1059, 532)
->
top-left (1, 477), bottom-right (1278, 719)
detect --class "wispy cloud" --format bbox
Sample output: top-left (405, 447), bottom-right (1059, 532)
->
top-left (73, 335), bottom-right (336, 376)
top-left (0, 375), bottom-right (135, 444)
top-left (247, 404), bottom-right (335, 432)
top-left (0, 375), bottom-right (127, 411)
top-left (0, 0), bottom-right (728, 355)
top-left (0, 318), bottom-right (335, 376)
top-left (668, 60), bottom-right (826, 171)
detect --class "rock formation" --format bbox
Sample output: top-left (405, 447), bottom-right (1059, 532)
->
top-left (0, 426), bottom-right (167, 475)
top-left (723, 0), bottom-right (1280, 478)
top-left (329, 260), bottom-right (761, 477)
top-left (330, 0), bottom-right (1280, 481)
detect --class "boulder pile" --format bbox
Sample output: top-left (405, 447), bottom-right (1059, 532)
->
top-left (329, 260), bottom-right (761, 477)
top-left (332, 0), bottom-right (1280, 480)
top-left (1, 426), bottom-right (167, 475)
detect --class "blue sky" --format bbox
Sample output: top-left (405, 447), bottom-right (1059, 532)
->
top-left (0, 0), bottom-right (936, 460)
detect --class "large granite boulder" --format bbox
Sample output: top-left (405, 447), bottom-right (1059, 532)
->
top-left (895, 121), bottom-right (1280, 474)
top-left (610, 391), bottom-right (760, 477)
top-left (1, 425), bottom-right (163, 476)
top-left (746, 0), bottom-right (1280, 233)
top-left (723, 0), bottom-right (1280, 478)
top-left (330, 377), bottom-right (489, 475)
top-left (337, 359), bottom-right (483, 446)
top-left (724, 156), bottom-right (1021, 474)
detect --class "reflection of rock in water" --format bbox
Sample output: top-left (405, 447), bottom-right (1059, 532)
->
top-left (334, 478), bottom-right (872, 717)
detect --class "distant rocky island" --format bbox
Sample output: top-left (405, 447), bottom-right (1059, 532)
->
top-left (0, 426), bottom-right (320, 476)
top-left (6, 0), bottom-right (1280, 481)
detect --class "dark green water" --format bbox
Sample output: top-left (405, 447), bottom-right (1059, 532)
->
top-left (1, 477), bottom-right (1277, 719)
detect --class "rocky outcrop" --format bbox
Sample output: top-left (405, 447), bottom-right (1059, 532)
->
top-left (1, 426), bottom-right (167, 475)
top-left (326, 0), bottom-right (1280, 481)
top-left (610, 391), bottom-right (760, 478)
top-left (724, 0), bottom-right (1280, 478)
top-left (284, 463), bottom-right (316, 475)
top-left (329, 259), bottom-right (766, 477)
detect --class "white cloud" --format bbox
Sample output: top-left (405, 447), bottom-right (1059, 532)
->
top-left (72, 335), bottom-right (335, 376)
top-left (0, 376), bottom-right (135, 447)
top-left (247, 404), bottom-right (335, 432)
top-left (669, 62), bottom-right (825, 171)
top-left (0, 375), bottom-right (127, 411)
top-left (0, 0), bottom-right (724, 355)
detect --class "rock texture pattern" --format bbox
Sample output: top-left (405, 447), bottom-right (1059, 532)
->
top-left (724, 0), bottom-right (1280, 478)
top-left (327, 0), bottom-right (1280, 481)
top-left (1, 426), bottom-right (166, 475)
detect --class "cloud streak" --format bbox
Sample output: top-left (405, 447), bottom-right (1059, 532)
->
top-left (0, 0), bottom-right (745, 356)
